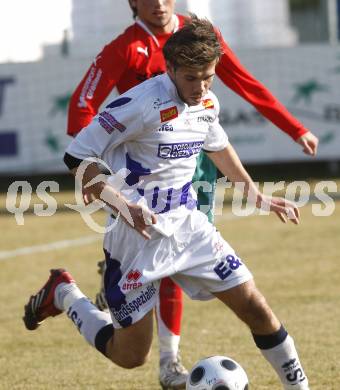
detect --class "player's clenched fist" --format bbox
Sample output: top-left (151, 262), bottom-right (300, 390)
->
top-left (126, 203), bottom-right (157, 240)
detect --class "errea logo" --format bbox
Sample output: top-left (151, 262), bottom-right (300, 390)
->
top-left (127, 269), bottom-right (142, 281)
top-left (122, 269), bottom-right (142, 291)
top-left (158, 123), bottom-right (174, 132)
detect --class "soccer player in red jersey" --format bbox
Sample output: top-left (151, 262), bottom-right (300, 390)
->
top-left (66, 1), bottom-right (318, 388)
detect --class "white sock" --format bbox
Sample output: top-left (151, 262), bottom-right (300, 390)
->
top-left (54, 282), bottom-right (112, 348)
top-left (54, 282), bottom-right (86, 311)
top-left (260, 335), bottom-right (309, 389)
top-left (156, 300), bottom-right (180, 364)
top-left (158, 335), bottom-right (181, 364)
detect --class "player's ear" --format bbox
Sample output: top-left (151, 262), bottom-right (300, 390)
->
top-left (128, 0), bottom-right (138, 18)
top-left (128, 0), bottom-right (136, 9)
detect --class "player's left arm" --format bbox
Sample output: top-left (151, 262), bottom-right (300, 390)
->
top-left (207, 144), bottom-right (300, 224)
top-left (214, 30), bottom-right (318, 156)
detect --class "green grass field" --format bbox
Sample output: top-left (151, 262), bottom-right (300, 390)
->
top-left (0, 189), bottom-right (339, 389)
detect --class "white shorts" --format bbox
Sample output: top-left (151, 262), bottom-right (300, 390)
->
top-left (103, 209), bottom-right (252, 328)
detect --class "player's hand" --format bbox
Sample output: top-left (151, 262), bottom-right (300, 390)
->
top-left (99, 183), bottom-right (157, 238)
top-left (296, 131), bottom-right (319, 156)
top-left (125, 203), bottom-right (157, 239)
top-left (82, 185), bottom-right (96, 205)
top-left (81, 171), bottom-right (108, 205)
top-left (257, 195), bottom-right (300, 225)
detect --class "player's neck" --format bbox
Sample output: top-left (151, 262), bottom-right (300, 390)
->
top-left (139, 16), bottom-right (176, 36)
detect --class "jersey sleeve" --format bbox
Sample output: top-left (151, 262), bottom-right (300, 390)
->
top-left (203, 97), bottom-right (229, 152)
top-left (65, 95), bottom-right (144, 162)
top-left (67, 35), bottom-right (128, 137)
top-left (215, 30), bottom-right (308, 141)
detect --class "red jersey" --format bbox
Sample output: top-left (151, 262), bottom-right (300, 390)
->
top-left (67, 14), bottom-right (308, 140)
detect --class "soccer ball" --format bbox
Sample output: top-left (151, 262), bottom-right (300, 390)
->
top-left (186, 355), bottom-right (249, 390)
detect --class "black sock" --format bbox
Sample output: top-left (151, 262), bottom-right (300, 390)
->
top-left (252, 324), bottom-right (288, 350)
top-left (95, 323), bottom-right (114, 356)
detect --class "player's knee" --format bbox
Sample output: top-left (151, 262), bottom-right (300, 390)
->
top-left (107, 346), bottom-right (151, 369)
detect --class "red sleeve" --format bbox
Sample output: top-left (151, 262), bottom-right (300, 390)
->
top-left (67, 37), bottom-right (128, 137)
top-left (215, 31), bottom-right (308, 141)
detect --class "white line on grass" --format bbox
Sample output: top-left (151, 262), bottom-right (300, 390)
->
top-left (0, 235), bottom-right (102, 261)
top-left (0, 212), bottom-right (242, 261)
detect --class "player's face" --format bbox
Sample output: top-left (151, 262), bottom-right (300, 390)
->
top-left (130, 0), bottom-right (176, 33)
top-left (168, 60), bottom-right (217, 106)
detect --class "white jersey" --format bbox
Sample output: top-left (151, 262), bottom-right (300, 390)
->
top-left (66, 73), bottom-right (228, 235)
top-left (66, 73), bottom-right (252, 328)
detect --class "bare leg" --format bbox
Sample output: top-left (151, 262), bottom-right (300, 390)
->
top-left (105, 309), bottom-right (154, 368)
top-left (213, 279), bottom-right (280, 334)
top-left (213, 280), bottom-right (309, 389)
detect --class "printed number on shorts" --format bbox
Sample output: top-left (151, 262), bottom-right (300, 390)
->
top-left (214, 254), bottom-right (242, 280)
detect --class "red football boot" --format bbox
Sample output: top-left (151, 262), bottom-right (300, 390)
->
top-left (23, 268), bottom-right (75, 330)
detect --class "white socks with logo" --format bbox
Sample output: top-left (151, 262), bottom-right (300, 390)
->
top-left (54, 282), bottom-right (112, 349)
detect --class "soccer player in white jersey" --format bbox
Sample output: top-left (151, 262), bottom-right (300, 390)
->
top-left (23, 16), bottom-right (310, 389)
top-left (68, 1), bottom-right (318, 387)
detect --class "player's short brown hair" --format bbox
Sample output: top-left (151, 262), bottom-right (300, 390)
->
top-left (163, 14), bottom-right (221, 69)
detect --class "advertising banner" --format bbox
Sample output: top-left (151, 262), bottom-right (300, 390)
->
top-left (0, 44), bottom-right (339, 173)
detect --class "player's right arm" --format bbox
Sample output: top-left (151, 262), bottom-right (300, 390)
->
top-left (65, 93), bottom-right (156, 238)
top-left (67, 37), bottom-right (128, 137)
top-left (68, 160), bottom-right (156, 239)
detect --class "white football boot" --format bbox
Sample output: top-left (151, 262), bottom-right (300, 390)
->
top-left (159, 355), bottom-right (188, 390)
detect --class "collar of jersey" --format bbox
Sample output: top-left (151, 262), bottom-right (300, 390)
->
top-left (136, 14), bottom-right (179, 48)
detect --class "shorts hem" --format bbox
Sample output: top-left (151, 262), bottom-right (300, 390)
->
top-left (110, 305), bottom-right (155, 329)
top-left (208, 273), bottom-right (253, 295)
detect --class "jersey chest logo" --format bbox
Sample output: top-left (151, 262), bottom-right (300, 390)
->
top-left (160, 106), bottom-right (178, 122)
top-left (137, 46), bottom-right (149, 57)
top-left (202, 98), bottom-right (214, 109)
top-left (158, 140), bottom-right (204, 159)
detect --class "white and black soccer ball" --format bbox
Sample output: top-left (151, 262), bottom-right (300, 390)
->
top-left (186, 355), bottom-right (249, 390)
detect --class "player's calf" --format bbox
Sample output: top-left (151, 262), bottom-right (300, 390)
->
top-left (214, 280), bottom-right (280, 334)
top-left (23, 270), bottom-right (154, 370)
top-left (105, 309), bottom-right (154, 368)
top-left (214, 282), bottom-right (309, 389)
top-left (23, 269), bottom-right (114, 360)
